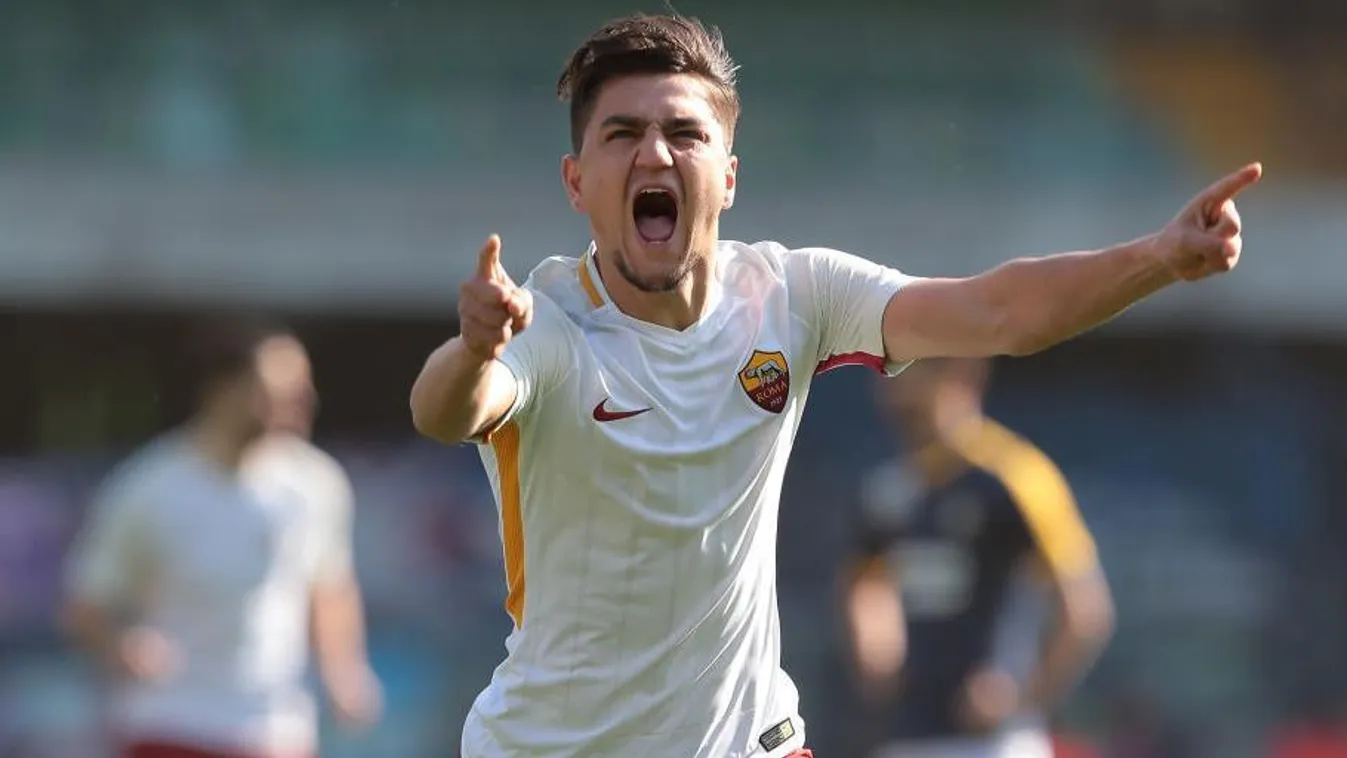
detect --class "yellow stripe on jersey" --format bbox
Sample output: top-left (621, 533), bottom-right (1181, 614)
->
top-left (491, 421), bottom-right (527, 628)
top-left (578, 256), bottom-right (604, 308)
top-left (960, 419), bottom-right (1098, 580)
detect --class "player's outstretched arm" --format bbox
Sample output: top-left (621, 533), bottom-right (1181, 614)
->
top-left (881, 163), bottom-right (1262, 361)
top-left (410, 235), bottom-right (531, 444)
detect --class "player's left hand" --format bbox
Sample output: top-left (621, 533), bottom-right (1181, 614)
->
top-left (956, 666), bottom-right (1021, 734)
top-left (1153, 162), bottom-right (1263, 282)
top-left (326, 664), bottom-right (384, 730)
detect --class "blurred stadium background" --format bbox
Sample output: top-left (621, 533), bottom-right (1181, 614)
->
top-left (2, 1), bottom-right (1346, 756)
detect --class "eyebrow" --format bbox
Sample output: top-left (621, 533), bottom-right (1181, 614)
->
top-left (599, 115), bottom-right (708, 133)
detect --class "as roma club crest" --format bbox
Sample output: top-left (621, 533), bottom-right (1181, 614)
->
top-left (738, 349), bottom-right (790, 414)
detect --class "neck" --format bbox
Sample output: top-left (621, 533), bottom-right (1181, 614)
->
top-left (190, 416), bottom-right (250, 472)
top-left (904, 407), bottom-right (986, 484)
top-left (596, 247), bottom-right (717, 331)
top-left (932, 402), bottom-right (984, 443)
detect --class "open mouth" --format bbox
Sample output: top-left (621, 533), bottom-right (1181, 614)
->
top-left (632, 188), bottom-right (679, 245)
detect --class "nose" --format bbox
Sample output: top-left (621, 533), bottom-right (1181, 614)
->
top-left (635, 130), bottom-right (674, 168)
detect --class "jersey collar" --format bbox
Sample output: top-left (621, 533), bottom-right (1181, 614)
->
top-left (578, 242), bottom-right (610, 310)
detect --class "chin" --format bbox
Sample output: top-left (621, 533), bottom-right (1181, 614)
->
top-left (615, 257), bottom-right (686, 293)
top-left (616, 235), bottom-right (694, 293)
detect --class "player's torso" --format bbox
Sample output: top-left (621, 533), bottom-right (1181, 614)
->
top-left (470, 244), bottom-right (815, 757)
top-left (120, 439), bottom-right (321, 746)
top-left (860, 457), bottom-right (1039, 738)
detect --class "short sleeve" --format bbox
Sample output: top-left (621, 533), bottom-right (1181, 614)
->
top-left (65, 475), bottom-right (154, 608)
top-left (312, 461), bottom-right (356, 583)
top-left (785, 247), bottom-right (916, 376)
top-left (965, 424), bottom-right (1100, 582)
top-left (1003, 450), bottom-right (1099, 582)
top-left (491, 289), bottom-right (574, 429)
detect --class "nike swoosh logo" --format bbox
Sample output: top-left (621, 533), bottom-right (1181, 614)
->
top-left (592, 398), bottom-right (652, 423)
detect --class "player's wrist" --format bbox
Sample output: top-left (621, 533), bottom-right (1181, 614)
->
top-left (455, 334), bottom-right (501, 364)
top-left (1133, 231), bottom-right (1185, 286)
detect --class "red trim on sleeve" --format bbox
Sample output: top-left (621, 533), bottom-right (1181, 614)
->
top-left (814, 351), bottom-right (885, 375)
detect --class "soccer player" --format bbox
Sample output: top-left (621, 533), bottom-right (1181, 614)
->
top-left (408, 13), bottom-right (1260, 758)
top-left (845, 358), bottom-right (1114, 758)
top-left (63, 320), bottom-right (380, 758)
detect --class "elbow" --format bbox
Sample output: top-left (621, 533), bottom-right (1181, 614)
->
top-left (984, 270), bottom-right (1074, 357)
top-left (1074, 604), bottom-right (1115, 650)
top-left (408, 391), bottom-right (435, 439)
top-left (1088, 590), bottom-right (1117, 645)
top-left (988, 303), bottom-right (1041, 358)
top-left (996, 307), bottom-right (1059, 357)
top-left (409, 339), bottom-right (485, 445)
top-left (409, 395), bottom-right (464, 446)
top-left (409, 378), bottom-right (461, 445)
top-left (1064, 585), bottom-right (1117, 650)
top-left (408, 378), bottom-right (438, 438)
top-left (1004, 335), bottom-right (1052, 358)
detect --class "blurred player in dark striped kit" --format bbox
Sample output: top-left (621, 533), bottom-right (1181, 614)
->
top-left (844, 358), bottom-right (1114, 758)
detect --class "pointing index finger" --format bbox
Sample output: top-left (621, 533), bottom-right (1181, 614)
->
top-left (476, 234), bottom-right (503, 280)
top-left (1200, 162), bottom-right (1264, 208)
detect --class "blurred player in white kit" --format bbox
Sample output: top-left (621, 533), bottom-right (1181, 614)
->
top-left (62, 319), bottom-right (381, 758)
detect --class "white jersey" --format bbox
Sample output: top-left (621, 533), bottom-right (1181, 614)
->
top-left (464, 240), bottom-right (913, 758)
top-left (64, 432), bottom-right (354, 754)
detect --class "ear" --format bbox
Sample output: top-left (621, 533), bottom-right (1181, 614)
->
top-left (561, 154), bottom-right (585, 213)
top-left (722, 154), bottom-right (738, 210)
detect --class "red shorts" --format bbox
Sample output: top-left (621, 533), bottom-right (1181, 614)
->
top-left (121, 741), bottom-right (311, 758)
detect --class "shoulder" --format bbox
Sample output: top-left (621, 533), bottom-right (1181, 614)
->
top-left (717, 239), bottom-right (824, 301)
top-left (102, 433), bottom-right (189, 494)
top-left (964, 421), bottom-right (1097, 572)
top-left (967, 421), bottom-right (1058, 476)
top-left (252, 435), bottom-right (353, 501)
top-left (722, 240), bottom-right (905, 294)
top-left (279, 435), bottom-right (349, 480)
top-left (90, 433), bottom-right (191, 521)
top-left (717, 239), bottom-right (823, 278)
top-left (961, 420), bottom-right (1071, 506)
top-left (519, 254), bottom-right (593, 325)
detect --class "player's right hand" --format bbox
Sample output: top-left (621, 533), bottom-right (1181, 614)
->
top-left (114, 626), bottom-right (180, 683)
top-left (459, 235), bottom-right (533, 361)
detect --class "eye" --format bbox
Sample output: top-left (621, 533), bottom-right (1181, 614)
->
top-left (674, 130), bottom-right (708, 144)
top-left (605, 129), bottom-right (638, 142)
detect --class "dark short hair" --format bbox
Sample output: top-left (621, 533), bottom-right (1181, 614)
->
top-left (557, 13), bottom-right (741, 153)
top-left (182, 314), bottom-right (289, 403)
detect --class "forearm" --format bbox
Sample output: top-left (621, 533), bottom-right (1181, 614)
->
top-left (410, 337), bottom-right (513, 444)
top-left (1023, 623), bottom-right (1110, 711)
top-left (1024, 575), bottom-right (1114, 710)
top-left (987, 235), bottom-right (1176, 356)
top-left (845, 572), bottom-right (906, 675)
top-left (312, 579), bottom-right (371, 680)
